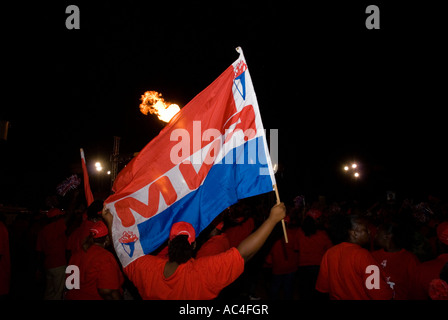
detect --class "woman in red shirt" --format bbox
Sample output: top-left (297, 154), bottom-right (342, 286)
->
top-left (103, 203), bottom-right (286, 300)
top-left (65, 221), bottom-right (124, 300)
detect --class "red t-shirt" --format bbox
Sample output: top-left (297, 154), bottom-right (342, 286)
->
top-left (66, 219), bottom-right (96, 254)
top-left (0, 221), bottom-right (10, 295)
top-left (372, 248), bottom-right (420, 300)
top-left (124, 247), bottom-right (244, 300)
top-left (410, 253), bottom-right (448, 300)
top-left (196, 234), bottom-right (230, 259)
top-left (36, 218), bottom-right (67, 269)
top-left (316, 242), bottom-right (393, 300)
top-left (266, 228), bottom-right (300, 275)
top-left (65, 245), bottom-right (124, 300)
top-left (297, 228), bottom-right (333, 266)
top-left (225, 218), bottom-right (255, 248)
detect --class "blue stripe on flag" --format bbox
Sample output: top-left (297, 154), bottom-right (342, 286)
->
top-left (137, 136), bottom-right (273, 255)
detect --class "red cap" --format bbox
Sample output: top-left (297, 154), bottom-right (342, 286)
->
top-left (437, 221), bottom-right (448, 246)
top-left (47, 208), bottom-right (64, 218)
top-left (89, 221), bottom-right (109, 238)
top-left (169, 222), bottom-right (196, 244)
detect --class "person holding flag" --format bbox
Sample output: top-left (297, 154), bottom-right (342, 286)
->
top-left (102, 202), bottom-right (285, 299)
top-left (103, 47), bottom-right (284, 299)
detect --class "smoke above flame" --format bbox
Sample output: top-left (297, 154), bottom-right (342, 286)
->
top-left (139, 91), bottom-right (180, 123)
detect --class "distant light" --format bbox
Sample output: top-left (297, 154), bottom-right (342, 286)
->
top-left (354, 172), bottom-right (359, 178)
top-left (352, 163), bottom-right (357, 169)
top-left (96, 166), bottom-right (103, 172)
top-left (107, 170), bottom-right (111, 175)
top-left (95, 162), bottom-right (101, 168)
top-left (344, 166), bottom-right (349, 171)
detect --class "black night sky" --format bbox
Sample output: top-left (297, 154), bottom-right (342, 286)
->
top-left (1, 1), bottom-right (447, 208)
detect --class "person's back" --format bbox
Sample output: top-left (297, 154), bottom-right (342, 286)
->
top-left (267, 227), bottom-right (299, 275)
top-left (196, 233), bottom-right (230, 259)
top-left (66, 221), bottom-right (123, 300)
top-left (124, 247), bottom-right (244, 300)
top-left (317, 242), bottom-right (392, 299)
top-left (66, 218), bottom-right (96, 255)
top-left (225, 217), bottom-right (254, 248)
top-left (372, 220), bottom-right (420, 299)
top-left (316, 215), bottom-right (393, 300)
top-left (37, 214), bottom-right (67, 270)
top-left (372, 248), bottom-right (419, 299)
top-left (111, 203), bottom-right (286, 300)
top-left (297, 228), bottom-right (333, 267)
top-left (66, 245), bottom-right (124, 300)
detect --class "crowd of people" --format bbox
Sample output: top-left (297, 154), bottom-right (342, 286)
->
top-left (0, 186), bottom-right (447, 300)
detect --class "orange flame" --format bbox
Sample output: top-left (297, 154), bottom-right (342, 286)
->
top-left (139, 91), bottom-right (180, 123)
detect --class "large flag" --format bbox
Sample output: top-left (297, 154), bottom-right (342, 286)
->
top-left (104, 47), bottom-right (276, 267)
top-left (80, 148), bottom-right (95, 207)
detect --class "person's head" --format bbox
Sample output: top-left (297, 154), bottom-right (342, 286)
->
top-left (375, 220), bottom-right (408, 251)
top-left (83, 220), bottom-right (110, 251)
top-left (348, 216), bottom-right (370, 247)
top-left (46, 208), bottom-right (65, 222)
top-left (302, 215), bottom-right (317, 237)
top-left (168, 222), bottom-right (196, 264)
top-left (86, 200), bottom-right (104, 221)
top-left (327, 214), bottom-right (369, 246)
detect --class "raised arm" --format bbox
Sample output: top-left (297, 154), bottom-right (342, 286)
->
top-left (237, 202), bottom-right (286, 262)
top-left (102, 207), bottom-right (114, 238)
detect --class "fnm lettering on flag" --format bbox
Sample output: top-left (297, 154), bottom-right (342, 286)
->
top-left (104, 47), bottom-right (276, 267)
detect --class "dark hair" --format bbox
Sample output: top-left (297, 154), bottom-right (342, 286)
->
top-left (327, 214), bottom-right (364, 245)
top-left (82, 234), bottom-right (109, 252)
top-left (378, 220), bottom-right (412, 250)
top-left (302, 215), bottom-right (317, 237)
top-left (86, 200), bottom-right (104, 220)
top-left (168, 235), bottom-right (194, 264)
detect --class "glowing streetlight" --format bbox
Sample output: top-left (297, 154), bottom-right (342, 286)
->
top-left (95, 161), bottom-right (103, 172)
top-left (342, 161), bottom-right (362, 180)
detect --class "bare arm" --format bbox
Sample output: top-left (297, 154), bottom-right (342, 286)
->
top-left (237, 203), bottom-right (286, 262)
top-left (102, 207), bottom-right (113, 236)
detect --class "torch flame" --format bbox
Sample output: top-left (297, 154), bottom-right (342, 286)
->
top-left (139, 91), bottom-right (180, 123)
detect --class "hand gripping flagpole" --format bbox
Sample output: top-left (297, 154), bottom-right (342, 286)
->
top-left (274, 184), bottom-right (288, 243)
top-left (235, 47), bottom-right (288, 244)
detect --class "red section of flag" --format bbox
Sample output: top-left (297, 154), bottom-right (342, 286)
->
top-left (107, 64), bottom-right (237, 203)
top-left (80, 148), bottom-right (95, 206)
